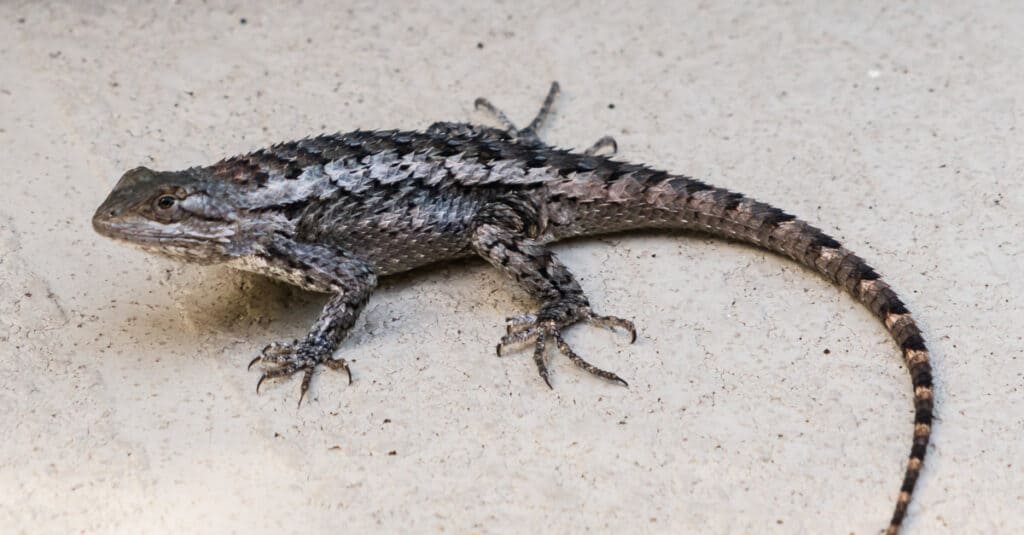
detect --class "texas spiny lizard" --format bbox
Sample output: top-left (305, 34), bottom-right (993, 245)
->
top-left (92, 83), bottom-right (933, 534)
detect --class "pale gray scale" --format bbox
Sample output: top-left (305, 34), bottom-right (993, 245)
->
top-left (326, 151), bottom-right (447, 194)
top-left (365, 151), bottom-right (406, 183)
top-left (440, 154), bottom-right (492, 185)
top-left (324, 159), bottom-right (377, 194)
top-left (475, 159), bottom-right (529, 185)
top-left (443, 156), bottom-right (556, 187)
top-left (371, 151), bottom-right (451, 186)
top-left (423, 165), bottom-right (452, 187)
top-left (246, 166), bottom-right (340, 209)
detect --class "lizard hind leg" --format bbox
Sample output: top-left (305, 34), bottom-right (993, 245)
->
top-left (473, 201), bottom-right (635, 388)
top-left (473, 83), bottom-right (619, 155)
top-left (474, 81), bottom-right (561, 145)
top-left (520, 81), bottom-right (560, 140)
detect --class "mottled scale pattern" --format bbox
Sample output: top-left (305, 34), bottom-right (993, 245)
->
top-left (203, 128), bottom-right (933, 533)
top-left (93, 88), bottom-right (933, 535)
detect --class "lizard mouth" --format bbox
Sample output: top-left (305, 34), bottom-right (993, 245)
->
top-left (91, 217), bottom-right (143, 242)
top-left (92, 217), bottom-right (226, 245)
top-left (92, 217), bottom-right (234, 265)
top-left (92, 217), bottom-right (129, 240)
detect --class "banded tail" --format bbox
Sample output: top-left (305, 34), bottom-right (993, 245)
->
top-left (557, 171), bottom-right (933, 533)
top-left (673, 182), bottom-right (933, 534)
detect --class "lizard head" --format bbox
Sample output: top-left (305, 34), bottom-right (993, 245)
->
top-left (92, 166), bottom-right (244, 263)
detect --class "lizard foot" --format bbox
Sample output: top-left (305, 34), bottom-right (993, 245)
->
top-left (495, 310), bottom-right (635, 388)
top-left (248, 338), bottom-right (352, 406)
top-left (474, 81), bottom-right (560, 146)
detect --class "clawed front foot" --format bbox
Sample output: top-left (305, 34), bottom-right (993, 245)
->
top-left (495, 309), bottom-right (636, 388)
top-left (248, 338), bottom-right (352, 406)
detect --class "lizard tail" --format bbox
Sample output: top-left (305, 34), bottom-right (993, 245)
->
top-left (555, 163), bottom-right (932, 531)
top-left (684, 189), bottom-right (933, 534)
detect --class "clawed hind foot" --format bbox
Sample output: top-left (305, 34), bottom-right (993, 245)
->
top-left (495, 310), bottom-right (636, 388)
top-left (474, 81), bottom-right (618, 155)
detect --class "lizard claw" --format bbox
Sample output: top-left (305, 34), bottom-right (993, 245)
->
top-left (323, 357), bottom-right (354, 385)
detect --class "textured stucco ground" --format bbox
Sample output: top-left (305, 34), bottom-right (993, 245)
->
top-left (1, 2), bottom-right (1022, 533)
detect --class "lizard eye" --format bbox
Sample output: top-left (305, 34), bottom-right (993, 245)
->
top-left (155, 195), bottom-right (177, 210)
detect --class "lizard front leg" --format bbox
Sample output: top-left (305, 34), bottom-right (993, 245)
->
top-left (470, 201), bottom-right (635, 388)
top-left (245, 237), bottom-right (377, 405)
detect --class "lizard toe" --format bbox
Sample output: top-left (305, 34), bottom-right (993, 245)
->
top-left (586, 313), bottom-right (638, 343)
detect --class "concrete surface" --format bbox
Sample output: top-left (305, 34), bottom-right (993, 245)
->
top-left (1, 1), bottom-right (1021, 533)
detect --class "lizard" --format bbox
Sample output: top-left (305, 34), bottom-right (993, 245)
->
top-left (91, 82), bottom-right (933, 534)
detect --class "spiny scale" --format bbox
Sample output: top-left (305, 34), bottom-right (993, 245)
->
top-left (92, 82), bottom-right (932, 534)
